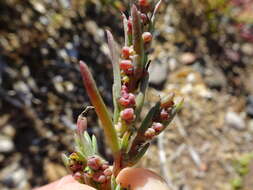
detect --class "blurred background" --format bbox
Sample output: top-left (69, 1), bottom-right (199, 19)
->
top-left (1, 0), bottom-right (253, 189)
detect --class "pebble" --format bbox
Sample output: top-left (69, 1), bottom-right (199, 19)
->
top-left (149, 60), bottom-right (168, 86)
top-left (225, 111), bottom-right (246, 130)
top-left (180, 52), bottom-right (197, 65)
top-left (2, 125), bottom-right (16, 138)
top-left (0, 135), bottom-right (14, 153)
top-left (0, 163), bottom-right (29, 189)
top-left (241, 43), bottom-right (253, 56)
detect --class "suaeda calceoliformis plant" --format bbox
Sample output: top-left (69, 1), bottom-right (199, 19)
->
top-left (62, 1), bottom-right (183, 189)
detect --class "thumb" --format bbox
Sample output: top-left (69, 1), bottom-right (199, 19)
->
top-left (116, 168), bottom-right (169, 190)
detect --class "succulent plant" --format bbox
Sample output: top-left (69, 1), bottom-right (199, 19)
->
top-left (62, 1), bottom-right (183, 189)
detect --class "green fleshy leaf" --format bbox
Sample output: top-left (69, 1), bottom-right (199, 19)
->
top-left (113, 84), bottom-right (120, 124)
top-left (92, 135), bottom-right (98, 154)
top-left (150, 0), bottom-right (163, 32)
top-left (131, 4), bottom-right (144, 69)
top-left (122, 13), bottom-right (129, 46)
top-left (74, 133), bottom-right (87, 158)
top-left (120, 130), bottom-right (131, 151)
top-left (127, 143), bottom-right (150, 166)
top-left (84, 131), bottom-right (94, 156)
top-left (79, 62), bottom-right (120, 156)
top-left (74, 132), bottom-right (93, 158)
top-left (138, 101), bottom-right (161, 134)
top-left (135, 73), bottom-right (149, 118)
top-left (106, 31), bottom-right (121, 124)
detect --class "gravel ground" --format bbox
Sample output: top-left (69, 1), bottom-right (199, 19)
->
top-left (1, 1), bottom-right (253, 190)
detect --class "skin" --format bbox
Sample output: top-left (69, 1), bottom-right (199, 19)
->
top-left (35, 168), bottom-right (169, 190)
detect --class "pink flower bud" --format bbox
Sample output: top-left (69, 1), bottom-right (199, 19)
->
top-left (122, 46), bottom-right (131, 58)
top-left (144, 128), bottom-right (156, 139)
top-left (142, 32), bottom-right (152, 43)
top-left (93, 172), bottom-right (106, 183)
top-left (152, 122), bottom-right (164, 133)
top-left (120, 108), bottom-right (135, 122)
top-left (128, 93), bottom-right (136, 105)
top-left (160, 109), bottom-right (169, 120)
top-left (121, 85), bottom-right (129, 93)
top-left (87, 156), bottom-right (102, 170)
top-left (120, 60), bottom-right (133, 70)
top-left (161, 93), bottom-right (175, 108)
top-left (101, 164), bottom-right (109, 170)
top-left (139, 0), bottom-right (149, 7)
top-left (103, 168), bottom-right (112, 176)
top-left (76, 115), bottom-right (87, 135)
top-left (118, 97), bottom-right (131, 107)
top-left (118, 93), bottom-right (136, 107)
top-left (70, 163), bottom-right (83, 173)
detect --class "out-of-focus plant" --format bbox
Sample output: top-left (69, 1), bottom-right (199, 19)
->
top-left (62, 0), bottom-right (183, 189)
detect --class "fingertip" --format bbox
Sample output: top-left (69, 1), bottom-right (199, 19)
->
top-left (116, 168), bottom-right (168, 190)
top-left (57, 182), bottom-right (96, 190)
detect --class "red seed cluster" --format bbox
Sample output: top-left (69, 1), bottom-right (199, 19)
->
top-left (144, 122), bottom-right (164, 139)
top-left (120, 60), bottom-right (133, 70)
top-left (86, 156), bottom-right (112, 183)
top-left (142, 32), bottom-right (152, 43)
top-left (118, 85), bottom-right (136, 122)
top-left (118, 92), bottom-right (135, 107)
top-left (139, 0), bottom-right (149, 7)
top-left (144, 128), bottom-right (155, 139)
top-left (87, 156), bottom-right (102, 170)
top-left (120, 108), bottom-right (136, 122)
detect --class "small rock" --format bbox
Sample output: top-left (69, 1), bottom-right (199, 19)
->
top-left (241, 43), bottom-right (253, 56)
top-left (225, 49), bottom-right (240, 62)
top-left (0, 135), bottom-right (14, 153)
top-left (2, 125), bottom-right (16, 138)
top-left (180, 52), bottom-right (197, 65)
top-left (149, 61), bottom-right (168, 86)
top-left (225, 111), bottom-right (246, 130)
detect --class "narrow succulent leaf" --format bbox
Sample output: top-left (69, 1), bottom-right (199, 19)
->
top-left (122, 13), bottom-right (129, 46)
top-left (131, 5), bottom-right (144, 68)
top-left (111, 176), bottom-right (116, 190)
top-left (150, 0), bottom-right (163, 32)
top-left (61, 153), bottom-right (69, 168)
top-left (115, 184), bottom-right (124, 190)
top-left (151, 0), bottom-right (163, 23)
top-left (128, 143), bottom-right (150, 166)
top-left (76, 150), bottom-right (86, 161)
top-left (92, 135), bottom-right (98, 154)
top-left (135, 73), bottom-right (149, 118)
top-left (79, 62), bottom-right (120, 155)
top-left (135, 93), bottom-right (144, 117)
top-left (74, 133), bottom-right (87, 158)
top-left (106, 31), bottom-right (121, 124)
top-left (84, 131), bottom-right (94, 155)
top-left (138, 101), bottom-right (161, 134)
top-left (120, 130), bottom-right (131, 151)
top-left (173, 98), bottom-right (184, 114)
top-left (113, 84), bottom-right (120, 124)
